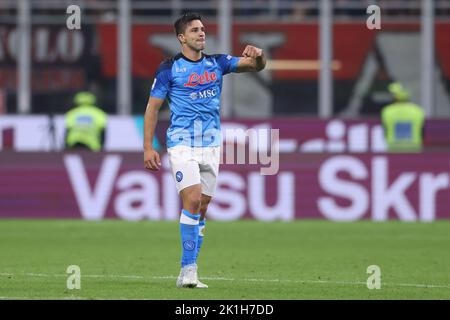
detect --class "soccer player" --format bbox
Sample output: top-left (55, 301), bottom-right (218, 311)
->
top-left (143, 12), bottom-right (266, 288)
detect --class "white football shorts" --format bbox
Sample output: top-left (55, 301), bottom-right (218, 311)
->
top-left (167, 145), bottom-right (221, 197)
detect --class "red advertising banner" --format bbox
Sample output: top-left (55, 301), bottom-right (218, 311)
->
top-left (98, 22), bottom-right (450, 80)
top-left (1, 151), bottom-right (449, 221)
top-left (0, 25), bottom-right (94, 92)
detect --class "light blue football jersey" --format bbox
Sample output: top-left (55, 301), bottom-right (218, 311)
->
top-left (150, 52), bottom-right (239, 148)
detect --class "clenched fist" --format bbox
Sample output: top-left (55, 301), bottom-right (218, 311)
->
top-left (242, 45), bottom-right (263, 59)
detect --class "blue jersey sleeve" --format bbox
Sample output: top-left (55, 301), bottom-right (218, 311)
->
top-left (150, 60), bottom-right (173, 99)
top-left (215, 54), bottom-right (240, 75)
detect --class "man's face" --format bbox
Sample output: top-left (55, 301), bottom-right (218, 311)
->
top-left (179, 19), bottom-right (206, 51)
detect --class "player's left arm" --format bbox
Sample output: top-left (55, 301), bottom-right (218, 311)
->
top-left (236, 45), bottom-right (266, 73)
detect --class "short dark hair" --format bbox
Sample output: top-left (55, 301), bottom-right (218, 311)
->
top-left (174, 12), bottom-right (202, 36)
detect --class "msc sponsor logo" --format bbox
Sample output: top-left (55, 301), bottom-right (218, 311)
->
top-left (189, 89), bottom-right (218, 100)
top-left (184, 71), bottom-right (217, 87)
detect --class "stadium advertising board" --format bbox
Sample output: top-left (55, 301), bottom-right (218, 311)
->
top-left (1, 152), bottom-right (449, 221)
top-left (4, 22), bottom-right (448, 115)
top-left (2, 116), bottom-right (450, 152)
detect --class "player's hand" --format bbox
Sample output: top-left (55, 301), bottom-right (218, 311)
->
top-left (144, 148), bottom-right (161, 171)
top-left (242, 45), bottom-right (263, 59)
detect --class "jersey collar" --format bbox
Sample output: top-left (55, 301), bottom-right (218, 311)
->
top-left (176, 52), bottom-right (205, 63)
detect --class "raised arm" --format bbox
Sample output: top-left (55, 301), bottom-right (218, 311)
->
top-left (236, 45), bottom-right (266, 73)
top-left (143, 96), bottom-right (164, 171)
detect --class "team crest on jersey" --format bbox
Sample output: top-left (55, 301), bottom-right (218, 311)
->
top-left (176, 171), bottom-right (183, 182)
top-left (184, 71), bottom-right (217, 87)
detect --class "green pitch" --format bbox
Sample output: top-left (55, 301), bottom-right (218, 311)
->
top-left (0, 220), bottom-right (448, 300)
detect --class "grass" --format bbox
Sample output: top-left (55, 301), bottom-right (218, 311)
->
top-left (0, 220), bottom-right (448, 300)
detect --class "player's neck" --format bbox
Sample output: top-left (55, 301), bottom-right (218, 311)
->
top-left (181, 47), bottom-right (203, 62)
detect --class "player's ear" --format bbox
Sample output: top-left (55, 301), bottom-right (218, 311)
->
top-left (178, 34), bottom-right (186, 44)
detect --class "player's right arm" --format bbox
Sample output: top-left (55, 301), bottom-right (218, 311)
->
top-left (144, 97), bottom-right (164, 171)
top-left (144, 59), bottom-right (172, 171)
